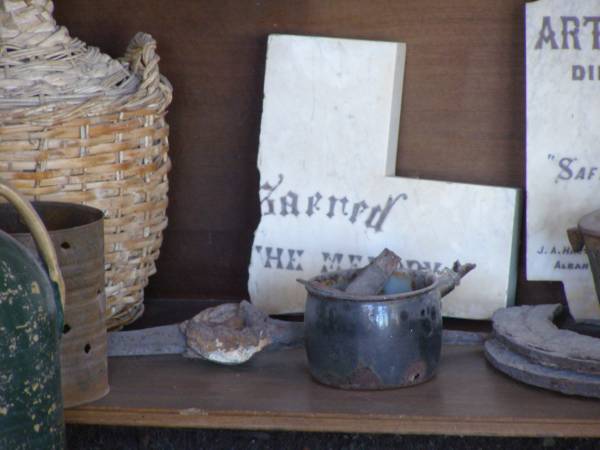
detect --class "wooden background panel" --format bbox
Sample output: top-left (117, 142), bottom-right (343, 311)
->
top-left (53, 0), bottom-right (565, 310)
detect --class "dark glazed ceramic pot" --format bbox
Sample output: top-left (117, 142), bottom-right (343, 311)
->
top-left (301, 265), bottom-right (471, 390)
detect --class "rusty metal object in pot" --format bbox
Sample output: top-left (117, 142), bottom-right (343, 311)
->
top-left (0, 201), bottom-right (109, 408)
top-left (300, 262), bottom-right (474, 390)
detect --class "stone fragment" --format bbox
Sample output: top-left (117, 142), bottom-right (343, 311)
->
top-left (249, 34), bottom-right (521, 319)
top-left (526, 0), bottom-right (600, 321)
top-left (344, 248), bottom-right (400, 295)
top-left (182, 301), bottom-right (303, 365)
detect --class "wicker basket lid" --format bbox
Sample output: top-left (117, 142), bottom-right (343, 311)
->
top-left (0, 0), bottom-right (139, 107)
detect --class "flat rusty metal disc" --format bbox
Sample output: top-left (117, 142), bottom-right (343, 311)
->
top-left (491, 304), bottom-right (600, 375)
top-left (484, 338), bottom-right (600, 399)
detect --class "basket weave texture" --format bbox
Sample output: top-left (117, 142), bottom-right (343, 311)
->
top-left (0, 0), bottom-right (173, 329)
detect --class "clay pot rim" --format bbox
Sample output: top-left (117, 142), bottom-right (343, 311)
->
top-left (300, 268), bottom-right (441, 303)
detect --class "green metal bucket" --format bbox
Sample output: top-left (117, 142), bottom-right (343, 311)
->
top-left (0, 182), bottom-right (66, 449)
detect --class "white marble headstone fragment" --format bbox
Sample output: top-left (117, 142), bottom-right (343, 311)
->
top-left (526, 0), bottom-right (600, 321)
top-left (249, 34), bottom-right (521, 319)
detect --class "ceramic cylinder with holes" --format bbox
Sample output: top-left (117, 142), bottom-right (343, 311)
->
top-left (0, 201), bottom-right (109, 408)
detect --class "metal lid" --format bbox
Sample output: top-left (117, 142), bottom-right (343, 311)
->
top-left (578, 209), bottom-right (600, 238)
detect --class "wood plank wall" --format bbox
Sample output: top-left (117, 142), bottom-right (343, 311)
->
top-left (54, 0), bottom-right (565, 311)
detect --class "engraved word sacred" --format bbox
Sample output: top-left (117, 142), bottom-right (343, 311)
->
top-left (260, 174), bottom-right (408, 233)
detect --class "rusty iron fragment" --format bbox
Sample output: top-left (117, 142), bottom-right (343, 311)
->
top-left (108, 301), bottom-right (304, 365)
top-left (344, 248), bottom-right (401, 295)
top-left (107, 323), bottom-right (186, 356)
top-left (182, 301), bottom-right (304, 364)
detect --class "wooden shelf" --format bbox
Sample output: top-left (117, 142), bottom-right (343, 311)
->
top-left (65, 345), bottom-right (600, 437)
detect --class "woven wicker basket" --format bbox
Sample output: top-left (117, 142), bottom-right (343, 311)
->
top-left (0, 0), bottom-right (173, 329)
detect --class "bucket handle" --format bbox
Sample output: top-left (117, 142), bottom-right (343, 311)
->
top-left (0, 181), bottom-right (65, 309)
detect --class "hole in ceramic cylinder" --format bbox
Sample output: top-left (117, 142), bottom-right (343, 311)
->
top-left (84, 343), bottom-right (91, 354)
top-left (61, 241), bottom-right (71, 250)
top-left (63, 324), bottom-right (71, 334)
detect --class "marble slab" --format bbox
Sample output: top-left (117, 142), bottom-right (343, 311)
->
top-left (249, 34), bottom-right (521, 319)
top-left (526, 0), bottom-right (600, 321)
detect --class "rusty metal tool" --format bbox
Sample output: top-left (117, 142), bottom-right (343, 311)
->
top-left (108, 301), bottom-right (304, 365)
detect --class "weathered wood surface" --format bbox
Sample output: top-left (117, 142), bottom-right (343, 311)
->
top-left (65, 345), bottom-right (600, 437)
top-left (492, 305), bottom-right (600, 374)
top-left (484, 338), bottom-right (600, 400)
